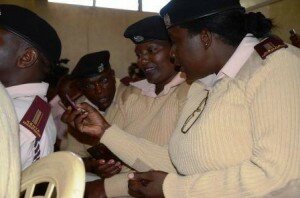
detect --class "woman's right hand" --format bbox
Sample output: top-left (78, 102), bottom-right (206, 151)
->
top-left (61, 102), bottom-right (111, 139)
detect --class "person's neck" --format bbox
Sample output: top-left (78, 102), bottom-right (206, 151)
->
top-left (2, 79), bottom-right (41, 88)
top-left (155, 72), bottom-right (177, 95)
top-left (1, 78), bottom-right (21, 87)
top-left (213, 44), bottom-right (237, 74)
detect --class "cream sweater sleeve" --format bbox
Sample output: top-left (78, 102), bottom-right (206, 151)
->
top-left (101, 125), bottom-right (177, 173)
top-left (104, 172), bottom-right (131, 197)
top-left (163, 53), bottom-right (300, 197)
top-left (0, 84), bottom-right (20, 198)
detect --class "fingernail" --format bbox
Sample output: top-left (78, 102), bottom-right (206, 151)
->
top-left (128, 173), bottom-right (134, 179)
top-left (108, 159), bottom-right (115, 164)
top-left (115, 162), bottom-right (121, 166)
top-left (99, 159), bottom-right (105, 164)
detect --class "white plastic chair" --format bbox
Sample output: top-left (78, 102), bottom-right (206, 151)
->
top-left (20, 151), bottom-right (85, 198)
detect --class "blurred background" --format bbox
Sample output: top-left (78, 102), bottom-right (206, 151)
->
top-left (1, 0), bottom-right (299, 78)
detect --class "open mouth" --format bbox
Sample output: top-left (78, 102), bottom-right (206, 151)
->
top-left (98, 97), bottom-right (109, 103)
top-left (143, 64), bottom-right (157, 76)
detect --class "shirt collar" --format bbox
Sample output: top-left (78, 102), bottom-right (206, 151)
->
top-left (197, 74), bottom-right (217, 90)
top-left (6, 82), bottom-right (49, 99)
top-left (216, 34), bottom-right (259, 81)
top-left (130, 72), bottom-right (186, 98)
top-left (49, 95), bottom-right (60, 106)
top-left (197, 34), bottom-right (259, 89)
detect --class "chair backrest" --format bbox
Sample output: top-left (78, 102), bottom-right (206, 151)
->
top-left (20, 151), bottom-right (85, 198)
top-left (0, 83), bottom-right (20, 198)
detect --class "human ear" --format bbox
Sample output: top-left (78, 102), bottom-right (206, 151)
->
top-left (200, 29), bottom-right (212, 49)
top-left (17, 48), bottom-right (38, 68)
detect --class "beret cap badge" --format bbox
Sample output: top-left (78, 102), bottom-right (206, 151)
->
top-left (133, 35), bottom-right (144, 43)
top-left (71, 50), bottom-right (110, 78)
top-left (98, 63), bottom-right (105, 73)
top-left (163, 14), bottom-right (171, 28)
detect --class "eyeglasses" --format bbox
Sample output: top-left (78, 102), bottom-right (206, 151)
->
top-left (181, 90), bottom-right (209, 134)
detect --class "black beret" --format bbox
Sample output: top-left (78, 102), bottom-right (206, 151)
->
top-left (124, 16), bottom-right (170, 44)
top-left (71, 51), bottom-right (111, 79)
top-left (0, 4), bottom-right (61, 64)
top-left (160, 0), bottom-right (245, 29)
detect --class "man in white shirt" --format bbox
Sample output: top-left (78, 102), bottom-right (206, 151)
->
top-left (0, 4), bottom-right (61, 170)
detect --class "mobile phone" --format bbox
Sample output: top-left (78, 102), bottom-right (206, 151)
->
top-left (65, 94), bottom-right (87, 114)
top-left (65, 93), bottom-right (78, 110)
top-left (87, 143), bottom-right (123, 163)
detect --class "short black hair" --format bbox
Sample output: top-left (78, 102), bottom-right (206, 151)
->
top-left (179, 10), bottom-right (274, 46)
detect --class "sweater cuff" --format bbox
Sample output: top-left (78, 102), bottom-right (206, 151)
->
top-left (100, 124), bottom-right (138, 166)
top-left (104, 173), bottom-right (130, 197)
top-left (101, 124), bottom-right (124, 144)
top-left (163, 173), bottom-right (188, 198)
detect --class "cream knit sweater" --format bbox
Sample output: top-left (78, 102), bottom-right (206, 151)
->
top-left (65, 75), bottom-right (189, 197)
top-left (103, 79), bottom-right (189, 197)
top-left (101, 45), bottom-right (300, 197)
top-left (0, 83), bottom-right (20, 197)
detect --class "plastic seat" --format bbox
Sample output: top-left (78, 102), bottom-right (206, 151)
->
top-left (20, 151), bottom-right (85, 198)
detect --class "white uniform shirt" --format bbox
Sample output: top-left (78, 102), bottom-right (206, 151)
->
top-left (130, 72), bottom-right (186, 98)
top-left (6, 83), bottom-right (57, 170)
top-left (197, 34), bottom-right (259, 88)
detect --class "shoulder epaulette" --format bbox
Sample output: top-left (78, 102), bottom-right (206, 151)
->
top-left (254, 36), bottom-right (288, 59)
top-left (20, 96), bottom-right (51, 139)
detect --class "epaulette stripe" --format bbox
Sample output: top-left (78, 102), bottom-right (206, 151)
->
top-left (254, 36), bottom-right (288, 59)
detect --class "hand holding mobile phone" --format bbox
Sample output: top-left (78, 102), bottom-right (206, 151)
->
top-left (87, 143), bottom-right (123, 163)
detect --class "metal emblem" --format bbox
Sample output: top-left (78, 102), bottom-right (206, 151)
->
top-left (133, 35), bottom-right (144, 43)
top-left (98, 63), bottom-right (104, 73)
top-left (164, 14), bottom-right (171, 28)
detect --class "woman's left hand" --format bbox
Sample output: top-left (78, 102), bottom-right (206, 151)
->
top-left (128, 170), bottom-right (167, 198)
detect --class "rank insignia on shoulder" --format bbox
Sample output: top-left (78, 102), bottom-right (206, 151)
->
top-left (254, 36), bottom-right (288, 59)
top-left (20, 96), bottom-right (51, 139)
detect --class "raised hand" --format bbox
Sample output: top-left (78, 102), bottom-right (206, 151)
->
top-left (61, 102), bottom-right (110, 139)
